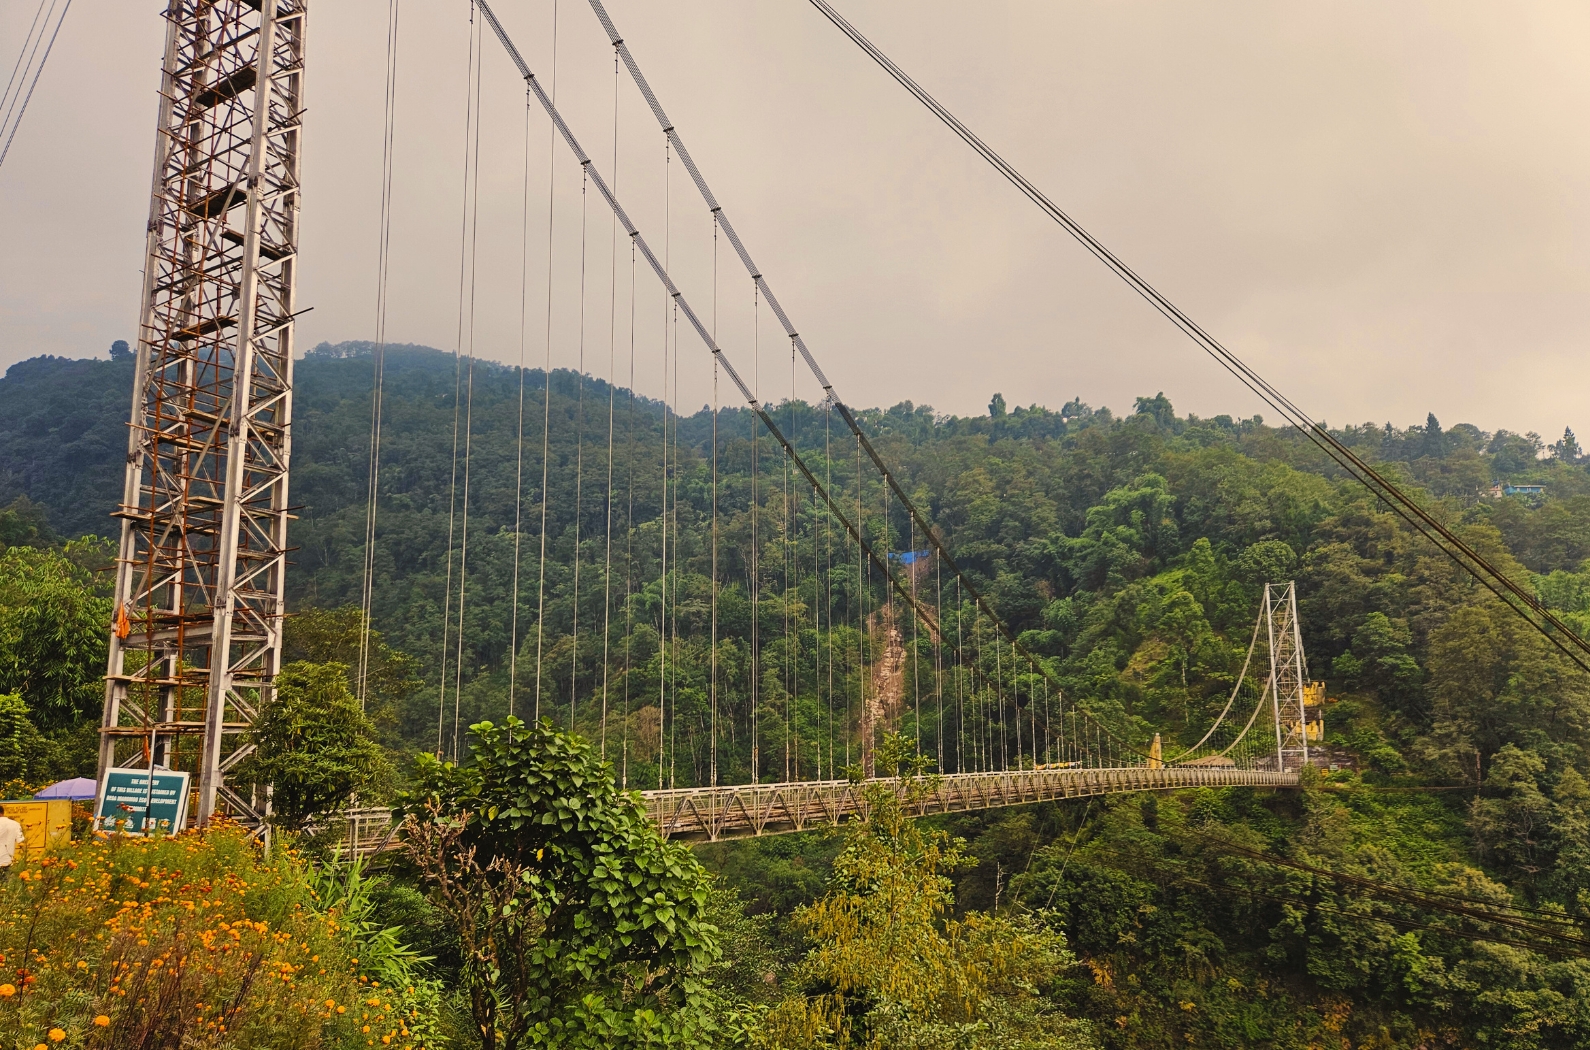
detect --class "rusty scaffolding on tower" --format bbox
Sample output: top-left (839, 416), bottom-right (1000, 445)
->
top-left (99, 0), bottom-right (307, 829)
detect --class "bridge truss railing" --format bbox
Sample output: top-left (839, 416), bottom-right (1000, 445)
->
top-left (643, 766), bottom-right (1300, 842)
top-left (334, 765), bottom-right (1298, 855)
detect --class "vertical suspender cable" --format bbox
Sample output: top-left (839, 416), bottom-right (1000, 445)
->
top-left (582, 0), bottom-right (1189, 763)
top-left (621, 236), bottom-right (637, 785)
top-left (508, 81), bottom-right (533, 721)
top-left (358, 0), bottom-right (402, 711)
top-left (710, 212), bottom-right (720, 786)
top-left (791, 351), bottom-right (801, 779)
top-left (658, 133), bottom-right (670, 788)
top-left (856, 431), bottom-right (866, 774)
top-left (910, 520), bottom-right (920, 755)
top-left (954, 575), bottom-right (963, 773)
top-left (668, 231), bottom-right (680, 787)
top-left (783, 352), bottom-right (793, 782)
top-left (934, 551), bottom-right (944, 771)
top-left (481, 0), bottom-right (1063, 767)
top-left (451, 4), bottom-right (486, 761)
top-left (570, 169), bottom-right (590, 729)
top-left (825, 402), bottom-right (834, 779)
top-left (750, 282), bottom-right (760, 781)
top-left (532, 0), bottom-right (561, 723)
top-left (600, 49), bottom-right (620, 759)
top-left (437, 3), bottom-right (480, 757)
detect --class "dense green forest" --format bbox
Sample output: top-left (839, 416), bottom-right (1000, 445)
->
top-left (5, 339), bottom-right (1590, 1046)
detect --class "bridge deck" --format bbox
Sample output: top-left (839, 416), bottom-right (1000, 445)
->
top-left (335, 766), bottom-right (1299, 854)
top-left (644, 766), bottom-right (1299, 841)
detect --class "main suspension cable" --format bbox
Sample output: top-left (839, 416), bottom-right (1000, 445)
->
top-left (0, 0), bottom-right (71, 173)
top-left (802, 0), bottom-right (1590, 676)
top-left (479, 0), bottom-right (1142, 770)
top-left (578, 0), bottom-right (1154, 763)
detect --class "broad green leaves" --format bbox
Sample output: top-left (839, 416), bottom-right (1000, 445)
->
top-left (401, 717), bottom-right (731, 1049)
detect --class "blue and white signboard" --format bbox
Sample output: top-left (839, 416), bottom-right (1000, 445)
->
top-left (94, 767), bottom-right (191, 835)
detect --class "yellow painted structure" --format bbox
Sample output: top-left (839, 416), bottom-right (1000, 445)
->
top-left (0, 800), bottom-right (72, 860)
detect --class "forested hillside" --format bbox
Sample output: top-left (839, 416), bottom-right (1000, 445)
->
top-left (5, 340), bottom-right (1590, 1046)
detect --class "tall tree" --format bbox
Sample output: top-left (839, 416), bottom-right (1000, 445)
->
top-left (238, 661), bottom-right (393, 832)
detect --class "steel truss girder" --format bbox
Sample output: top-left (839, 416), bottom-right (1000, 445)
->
top-left (100, 0), bottom-right (306, 831)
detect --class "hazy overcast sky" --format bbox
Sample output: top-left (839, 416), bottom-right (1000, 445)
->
top-left (3, 1), bottom-right (1588, 439)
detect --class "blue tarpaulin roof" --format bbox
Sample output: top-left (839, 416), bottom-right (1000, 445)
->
top-left (888, 549), bottom-right (932, 565)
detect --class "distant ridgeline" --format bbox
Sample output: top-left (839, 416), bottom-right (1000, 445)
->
top-left (2, 339), bottom-right (1589, 763)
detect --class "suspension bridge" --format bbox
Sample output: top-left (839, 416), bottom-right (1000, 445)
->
top-left (97, 0), bottom-right (1459, 850)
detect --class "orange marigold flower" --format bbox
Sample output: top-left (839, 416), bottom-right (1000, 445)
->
top-left (93, 1016), bottom-right (111, 1028)
top-left (49, 1030), bottom-right (67, 1043)
top-left (0, 984), bottom-right (13, 997)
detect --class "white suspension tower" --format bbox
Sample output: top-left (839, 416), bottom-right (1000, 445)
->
top-left (99, 0), bottom-right (307, 828)
top-left (1264, 581), bottom-right (1311, 773)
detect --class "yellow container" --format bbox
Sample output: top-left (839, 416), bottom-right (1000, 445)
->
top-left (0, 799), bottom-right (72, 860)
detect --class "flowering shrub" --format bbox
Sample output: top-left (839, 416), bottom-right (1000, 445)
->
top-left (0, 822), bottom-right (433, 1049)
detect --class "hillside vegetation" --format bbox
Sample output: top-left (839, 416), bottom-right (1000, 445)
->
top-left (3, 341), bottom-right (1590, 1046)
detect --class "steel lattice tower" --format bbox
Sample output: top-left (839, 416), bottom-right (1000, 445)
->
top-left (1264, 581), bottom-right (1311, 773)
top-left (100, 0), bottom-right (306, 828)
